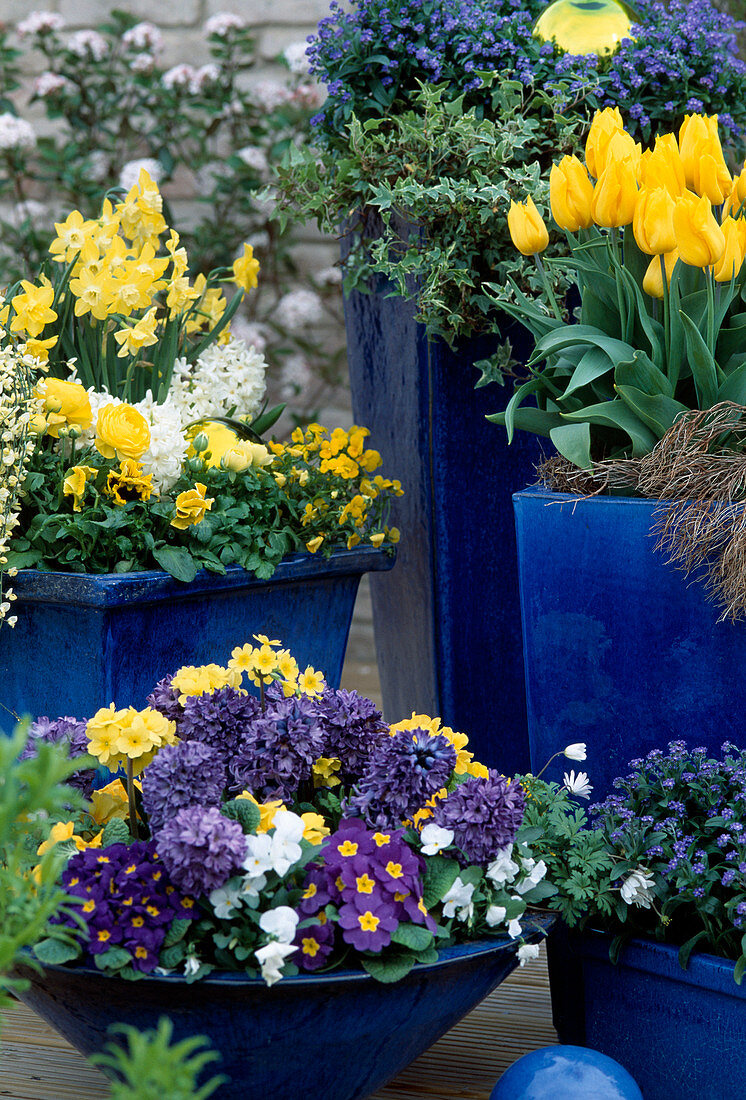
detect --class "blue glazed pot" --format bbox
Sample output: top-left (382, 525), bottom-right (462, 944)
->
top-left (513, 488), bottom-right (746, 796)
top-left (0, 547), bottom-right (393, 729)
top-left (546, 927), bottom-right (746, 1100)
top-left (344, 284), bottom-right (541, 773)
top-left (13, 923), bottom-right (549, 1100)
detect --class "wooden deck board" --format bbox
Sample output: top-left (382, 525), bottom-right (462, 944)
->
top-left (0, 951), bottom-right (556, 1100)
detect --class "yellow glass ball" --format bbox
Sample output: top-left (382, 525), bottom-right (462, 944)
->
top-left (533, 0), bottom-right (635, 56)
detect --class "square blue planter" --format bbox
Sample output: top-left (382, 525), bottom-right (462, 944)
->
top-left (513, 487), bottom-right (746, 796)
top-left (547, 927), bottom-right (746, 1100)
top-left (0, 546), bottom-right (393, 729)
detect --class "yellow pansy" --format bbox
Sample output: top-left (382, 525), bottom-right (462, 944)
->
top-left (171, 483), bottom-right (213, 530)
top-left (105, 459), bottom-right (154, 505)
top-left (63, 464), bottom-right (98, 512)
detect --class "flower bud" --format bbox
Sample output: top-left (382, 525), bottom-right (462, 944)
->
top-left (191, 432), bottom-right (209, 454)
top-left (672, 191), bottom-right (725, 268)
top-left (507, 195), bottom-right (549, 256)
top-left (712, 216), bottom-right (745, 283)
top-left (550, 155), bottom-right (594, 231)
top-left (585, 107), bottom-right (625, 179)
top-left (642, 250), bottom-right (679, 299)
top-left (633, 187), bottom-right (677, 255)
top-left (590, 158), bottom-right (638, 227)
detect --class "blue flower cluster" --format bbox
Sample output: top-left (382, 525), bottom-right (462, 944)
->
top-left (308, 0), bottom-right (746, 144)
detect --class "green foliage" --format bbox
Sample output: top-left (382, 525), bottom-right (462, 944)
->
top-left (276, 78), bottom-right (587, 376)
top-left (91, 1017), bottom-right (225, 1100)
top-left (0, 724), bottom-right (87, 1012)
top-left (221, 798), bottom-right (261, 834)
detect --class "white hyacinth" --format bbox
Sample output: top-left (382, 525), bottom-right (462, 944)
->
top-left (119, 158), bottom-right (164, 193)
top-left (17, 11), bottom-right (64, 37)
top-left (273, 289), bottom-right (324, 331)
top-left (170, 338), bottom-right (267, 425)
top-left (0, 114), bottom-right (36, 152)
top-left (133, 391), bottom-right (188, 492)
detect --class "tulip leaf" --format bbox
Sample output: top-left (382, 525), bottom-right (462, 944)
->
top-left (549, 422), bottom-right (593, 469)
top-left (622, 227), bottom-right (650, 289)
top-left (717, 314), bottom-right (746, 364)
top-left (614, 350), bottom-right (673, 397)
top-left (614, 384), bottom-right (688, 438)
top-left (559, 399), bottom-right (657, 456)
top-left (562, 347), bottom-right (614, 399)
top-left (488, 404), bottom-right (565, 439)
top-left (717, 360), bottom-right (746, 404)
top-left (580, 285), bottom-right (621, 337)
top-left (529, 326), bottom-right (637, 367)
top-left (498, 377), bottom-right (543, 442)
top-left (617, 267), bottom-right (664, 368)
top-left (679, 311), bottom-right (719, 408)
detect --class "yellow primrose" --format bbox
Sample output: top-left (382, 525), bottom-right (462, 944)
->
top-left (313, 756), bottom-right (342, 788)
top-left (86, 704), bottom-right (131, 769)
top-left (63, 464), bottom-right (98, 512)
top-left (10, 280), bottom-right (57, 338)
top-left (232, 243), bottom-right (260, 293)
top-left (507, 195), bottom-right (549, 256)
top-left (95, 403), bottom-right (151, 461)
top-left (89, 778), bottom-right (135, 825)
top-left (37, 378), bottom-right (92, 438)
top-left (171, 483), bottom-right (214, 530)
top-left (549, 155), bottom-right (595, 231)
top-left (298, 665), bottom-right (325, 697)
top-left (105, 459), bottom-right (154, 505)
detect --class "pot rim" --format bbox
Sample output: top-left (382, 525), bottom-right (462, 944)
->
top-left (512, 486), bottom-right (668, 507)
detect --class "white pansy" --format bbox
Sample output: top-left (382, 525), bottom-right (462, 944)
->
top-left (517, 943), bottom-right (540, 966)
top-left (0, 114), bottom-right (36, 152)
top-left (420, 823), bottom-right (454, 856)
top-left (441, 877), bottom-right (475, 922)
top-left (563, 769), bottom-right (593, 799)
top-left (240, 872), bottom-right (266, 901)
top-left (508, 918), bottom-right (523, 939)
top-left (259, 906), bottom-right (299, 944)
top-left (486, 845), bottom-right (520, 886)
top-left (255, 941), bottom-right (296, 986)
top-left (563, 743), bottom-right (587, 762)
top-left (184, 953), bottom-right (201, 977)
top-left (119, 158), bottom-right (164, 193)
top-left (485, 904), bottom-right (507, 928)
top-left (283, 42), bottom-right (311, 74)
top-left (620, 868), bottom-right (656, 909)
top-left (242, 833), bottom-right (275, 879)
top-left (209, 882), bottom-right (243, 920)
top-left (268, 811), bottom-right (305, 876)
top-left (514, 857), bottom-right (548, 895)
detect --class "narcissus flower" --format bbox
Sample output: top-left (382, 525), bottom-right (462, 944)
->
top-left (507, 196), bottom-right (549, 256)
top-left (232, 242), bottom-right (260, 293)
top-left (672, 191), bottom-right (725, 268)
top-left (549, 155), bottom-right (594, 232)
top-left (10, 280), bottom-right (57, 337)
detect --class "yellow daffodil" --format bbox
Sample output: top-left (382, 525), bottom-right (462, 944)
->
top-left (232, 243), bottom-right (260, 293)
top-left (48, 209), bottom-right (97, 263)
top-left (22, 334), bottom-right (58, 363)
top-left (113, 306), bottom-right (159, 359)
top-left (507, 195), bottom-right (549, 256)
top-left (10, 280), bottom-right (57, 338)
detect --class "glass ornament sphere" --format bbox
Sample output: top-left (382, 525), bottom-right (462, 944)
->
top-left (533, 0), bottom-right (636, 56)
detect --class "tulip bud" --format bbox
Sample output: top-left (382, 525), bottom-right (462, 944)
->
top-left (638, 133), bottom-right (686, 197)
top-left (679, 113), bottom-right (731, 203)
top-left (550, 155), bottom-right (594, 231)
top-left (642, 250), bottom-right (679, 299)
top-left (585, 107), bottom-right (625, 179)
top-left (590, 158), bottom-right (638, 227)
top-left (507, 195), bottom-right (549, 256)
top-left (633, 187), bottom-right (677, 255)
top-left (672, 191), bottom-right (726, 268)
top-left (712, 216), bottom-right (745, 282)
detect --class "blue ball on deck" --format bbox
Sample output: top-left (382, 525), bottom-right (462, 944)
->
top-left (490, 1045), bottom-right (643, 1100)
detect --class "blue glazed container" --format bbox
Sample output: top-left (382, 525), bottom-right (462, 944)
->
top-left (547, 928), bottom-right (746, 1100)
top-left (513, 488), bottom-right (746, 796)
top-left (13, 924), bottom-right (549, 1100)
top-left (0, 547), bottom-right (393, 729)
top-left (344, 285), bottom-right (541, 773)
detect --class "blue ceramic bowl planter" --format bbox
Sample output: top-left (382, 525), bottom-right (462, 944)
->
top-left (13, 924), bottom-right (550, 1100)
top-left (344, 282), bottom-right (541, 775)
top-left (0, 546), bottom-right (393, 729)
top-left (513, 487), bottom-right (746, 797)
top-left (547, 927), bottom-right (746, 1100)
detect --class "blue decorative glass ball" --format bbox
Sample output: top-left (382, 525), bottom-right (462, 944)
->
top-left (490, 1045), bottom-right (643, 1100)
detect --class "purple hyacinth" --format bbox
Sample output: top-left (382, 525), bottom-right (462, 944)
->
top-left (433, 769), bottom-right (525, 864)
top-left (229, 693), bottom-right (327, 801)
top-left (141, 740), bottom-right (227, 833)
top-left (146, 676), bottom-right (183, 723)
top-left (179, 686), bottom-right (260, 755)
top-left (348, 727), bottom-right (457, 829)
top-left (316, 687), bottom-right (389, 779)
top-left (156, 804), bottom-right (248, 896)
top-left (20, 716), bottom-right (96, 796)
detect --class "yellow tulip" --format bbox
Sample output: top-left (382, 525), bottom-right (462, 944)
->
top-left (550, 155), bottom-right (594, 231)
top-left (642, 250), bottom-right (679, 299)
top-left (638, 134), bottom-right (686, 197)
top-left (678, 113), bottom-right (731, 204)
top-left (672, 191), bottom-right (726, 268)
top-left (712, 216), bottom-right (745, 282)
top-left (507, 196), bottom-right (549, 256)
top-left (590, 158), bottom-right (638, 227)
top-left (633, 188), bottom-right (677, 255)
top-left (585, 107), bottom-right (625, 179)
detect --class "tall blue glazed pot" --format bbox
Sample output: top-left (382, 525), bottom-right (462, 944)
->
top-left (513, 488), bottom-right (746, 796)
top-left (13, 925), bottom-right (549, 1100)
top-left (546, 926), bottom-right (746, 1100)
top-left (344, 285), bottom-right (541, 773)
top-left (0, 546), bottom-right (392, 729)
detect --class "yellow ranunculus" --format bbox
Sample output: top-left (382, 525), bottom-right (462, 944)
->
top-left (550, 155), bottom-right (594, 232)
top-left (171, 483), bottom-right (213, 530)
top-left (37, 378), bottom-right (92, 438)
top-left (712, 216), bottom-right (745, 283)
top-left (232, 243), bottom-right (260, 293)
top-left (95, 402), bottom-right (151, 461)
top-left (584, 107), bottom-right (625, 179)
top-left (642, 250), bottom-right (679, 299)
top-left (590, 158), bottom-right (638, 228)
top-left (637, 134), bottom-right (686, 197)
top-left (63, 464), bottom-right (98, 512)
top-left (672, 191), bottom-right (726, 268)
top-left (105, 459), bottom-right (154, 505)
top-left (633, 187), bottom-right (677, 255)
top-left (507, 196), bottom-right (549, 256)
top-left (679, 114), bottom-right (731, 204)
top-left (221, 441), bottom-right (273, 472)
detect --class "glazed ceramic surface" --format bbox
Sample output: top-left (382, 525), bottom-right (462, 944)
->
top-left (0, 547), bottom-right (392, 727)
top-left (490, 1044), bottom-right (643, 1100)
